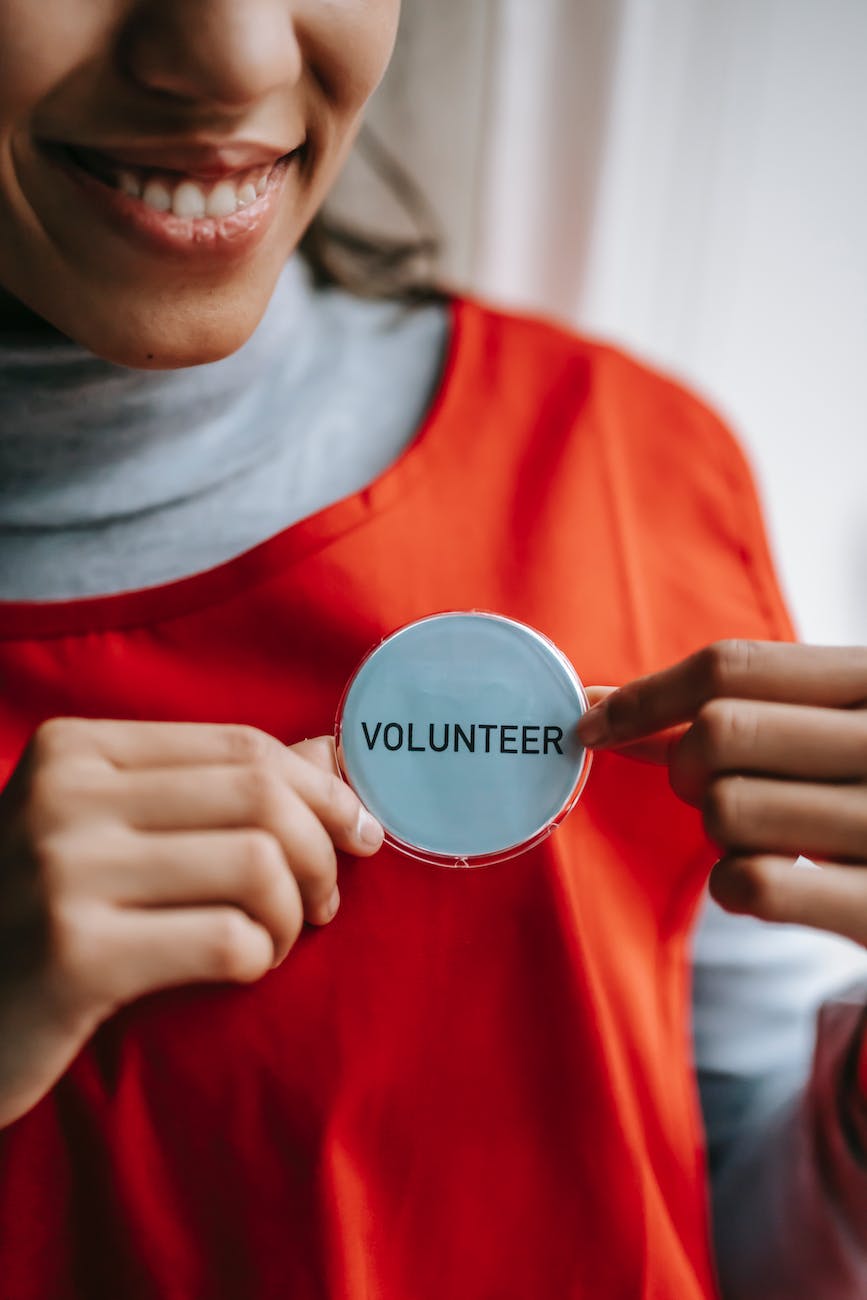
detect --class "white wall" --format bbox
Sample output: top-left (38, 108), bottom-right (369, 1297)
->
top-left (342, 0), bottom-right (867, 645)
top-left (569, 0), bottom-right (867, 648)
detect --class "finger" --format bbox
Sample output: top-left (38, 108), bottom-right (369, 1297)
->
top-left (701, 775), bottom-right (867, 861)
top-left (114, 750), bottom-right (381, 854)
top-left (33, 721), bottom-right (384, 859)
top-left (710, 854), bottom-right (867, 947)
top-left (34, 717), bottom-right (289, 771)
top-left (62, 828), bottom-right (305, 962)
top-left (72, 717), bottom-right (386, 861)
top-left (576, 642), bottom-right (867, 749)
top-left (580, 687), bottom-right (686, 764)
top-left (280, 745), bottom-right (384, 856)
top-left (93, 906), bottom-right (279, 1003)
top-left (670, 700), bottom-right (867, 804)
top-left (114, 767), bottom-right (343, 925)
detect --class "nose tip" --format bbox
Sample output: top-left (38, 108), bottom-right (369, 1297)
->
top-left (121, 3), bottom-right (303, 108)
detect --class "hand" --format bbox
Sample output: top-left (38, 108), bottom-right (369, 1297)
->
top-left (0, 718), bottom-right (383, 1127)
top-left (577, 641), bottom-right (867, 945)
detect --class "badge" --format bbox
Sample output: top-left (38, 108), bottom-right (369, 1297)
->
top-left (336, 612), bottom-right (592, 866)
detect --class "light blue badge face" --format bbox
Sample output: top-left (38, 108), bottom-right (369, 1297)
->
top-left (336, 612), bottom-right (592, 866)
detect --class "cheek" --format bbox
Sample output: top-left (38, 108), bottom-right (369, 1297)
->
top-left (0, 3), bottom-right (106, 118)
top-left (298, 0), bottom-right (401, 112)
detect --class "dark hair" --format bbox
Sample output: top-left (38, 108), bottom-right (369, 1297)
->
top-left (299, 126), bottom-right (444, 304)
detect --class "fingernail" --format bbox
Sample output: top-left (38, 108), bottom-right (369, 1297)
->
top-left (325, 886), bottom-right (340, 921)
top-left (577, 703), bottom-right (610, 747)
top-left (356, 807), bottom-right (384, 848)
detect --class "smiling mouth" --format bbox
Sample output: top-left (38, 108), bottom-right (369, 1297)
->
top-left (42, 141), bottom-right (299, 221)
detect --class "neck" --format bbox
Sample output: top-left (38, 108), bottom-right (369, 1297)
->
top-left (0, 258), bottom-right (315, 529)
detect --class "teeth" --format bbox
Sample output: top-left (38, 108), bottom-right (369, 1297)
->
top-left (119, 164), bottom-right (275, 218)
top-left (118, 170), bottom-right (142, 198)
top-left (142, 179), bottom-right (172, 213)
top-left (172, 181), bottom-right (207, 219)
top-left (206, 181), bottom-right (239, 219)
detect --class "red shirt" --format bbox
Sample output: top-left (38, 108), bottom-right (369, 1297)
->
top-left (0, 299), bottom-right (794, 1299)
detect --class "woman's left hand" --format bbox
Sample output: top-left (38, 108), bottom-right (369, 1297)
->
top-left (577, 641), bottom-right (867, 945)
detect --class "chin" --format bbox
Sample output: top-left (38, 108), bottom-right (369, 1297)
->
top-left (82, 330), bottom-right (258, 372)
top-left (69, 287), bottom-right (275, 371)
top-left (6, 244), bottom-right (291, 369)
top-left (121, 330), bottom-right (259, 372)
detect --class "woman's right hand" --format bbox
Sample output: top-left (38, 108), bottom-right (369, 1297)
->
top-left (0, 718), bottom-right (384, 1129)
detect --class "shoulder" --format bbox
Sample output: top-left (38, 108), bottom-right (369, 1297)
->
top-left (453, 293), bottom-right (750, 489)
top-left (451, 294), bottom-right (793, 645)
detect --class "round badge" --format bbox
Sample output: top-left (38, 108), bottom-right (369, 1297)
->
top-left (335, 612), bottom-right (592, 867)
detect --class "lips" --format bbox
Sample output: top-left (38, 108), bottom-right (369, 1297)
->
top-left (35, 135), bottom-right (300, 260)
top-left (41, 140), bottom-right (300, 221)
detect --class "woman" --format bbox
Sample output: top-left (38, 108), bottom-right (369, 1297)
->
top-left (0, 2), bottom-right (865, 1297)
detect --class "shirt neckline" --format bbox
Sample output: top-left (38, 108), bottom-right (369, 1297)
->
top-left (0, 295), bottom-right (467, 642)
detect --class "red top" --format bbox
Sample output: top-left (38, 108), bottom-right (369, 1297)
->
top-left (0, 298), bottom-right (795, 1300)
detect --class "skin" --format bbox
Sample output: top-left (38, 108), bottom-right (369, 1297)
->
top-left (0, 0), bottom-right (401, 366)
top-left (578, 641), bottom-right (867, 947)
top-left (0, 722), bottom-right (385, 1127)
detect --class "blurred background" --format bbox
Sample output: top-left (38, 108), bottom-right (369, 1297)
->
top-left (334, 0), bottom-right (867, 647)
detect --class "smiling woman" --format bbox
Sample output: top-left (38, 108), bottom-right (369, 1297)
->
top-left (1, 5), bottom-right (867, 1300)
top-left (0, 0), bottom-right (401, 364)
